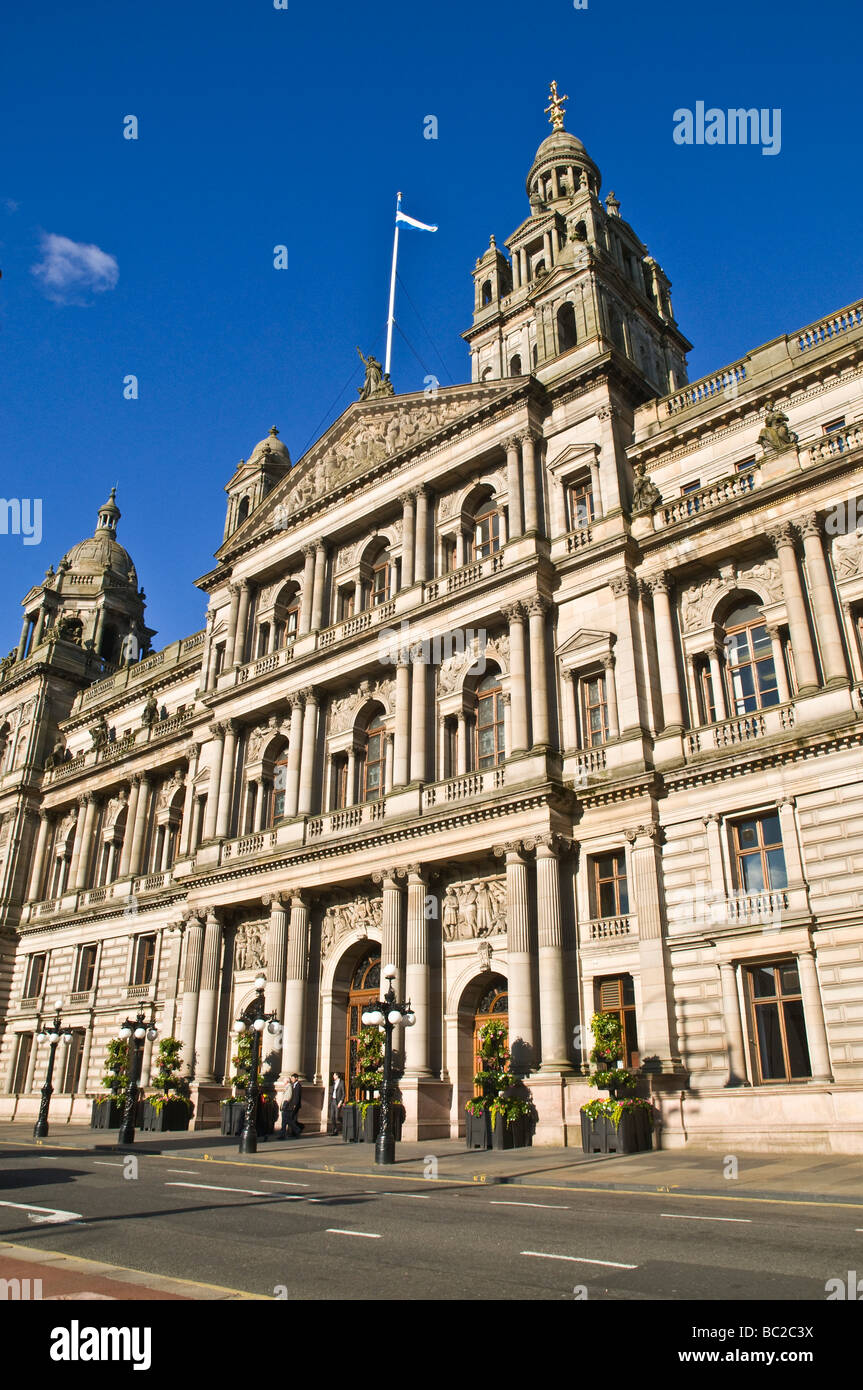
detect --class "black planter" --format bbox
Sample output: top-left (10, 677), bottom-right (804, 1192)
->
top-left (358, 1104), bottom-right (404, 1143)
top-left (139, 1098), bottom-right (193, 1132)
top-left (465, 1109), bottom-right (491, 1150)
top-left (581, 1108), bottom-right (652, 1155)
top-left (491, 1112), bottom-right (530, 1150)
top-left (341, 1106), bottom-right (360, 1143)
top-left (220, 1097), bottom-right (277, 1136)
top-left (91, 1099), bottom-right (126, 1129)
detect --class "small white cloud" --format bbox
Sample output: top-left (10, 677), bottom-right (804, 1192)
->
top-left (31, 232), bottom-right (119, 305)
top-left (4, 199), bottom-right (19, 213)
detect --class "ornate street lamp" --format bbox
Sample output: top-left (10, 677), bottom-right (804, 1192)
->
top-left (117, 1011), bottom-right (158, 1145)
top-left (33, 1001), bottom-right (73, 1140)
top-left (233, 973), bottom-right (282, 1155)
top-left (362, 963), bottom-right (416, 1166)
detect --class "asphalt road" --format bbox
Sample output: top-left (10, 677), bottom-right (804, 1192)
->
top-left (0, 1147), bottom-right (859, 1301)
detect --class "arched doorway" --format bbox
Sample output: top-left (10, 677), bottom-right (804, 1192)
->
top-left (472, 975), bottom-right (509, 1093)
top-left (346, 948), bottom-right (381, 1098)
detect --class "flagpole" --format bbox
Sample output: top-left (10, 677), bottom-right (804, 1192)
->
top-left (384, 192), bottom-right (401, 378)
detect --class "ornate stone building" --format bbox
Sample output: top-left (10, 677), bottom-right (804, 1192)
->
top-left (2, 91), bottom-right (863, 1151)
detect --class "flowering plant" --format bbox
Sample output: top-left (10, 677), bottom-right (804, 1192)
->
top-left (465, 1020), bottom-right (530, 1129)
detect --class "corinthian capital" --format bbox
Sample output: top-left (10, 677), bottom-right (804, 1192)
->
top-left (609, 573), bottom-right (635, 598)
top-left (502, 601), bottom-right (527, 625)
top-left (799, 512), bottom-right (823, 539)
top-left (768, 521), bottom-right (797, 550)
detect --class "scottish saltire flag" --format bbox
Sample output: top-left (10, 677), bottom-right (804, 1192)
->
top-left (395, 195), bottom-right (437, 232)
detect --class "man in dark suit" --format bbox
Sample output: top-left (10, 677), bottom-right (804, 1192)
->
top-left (328, 1072), bottom-right (346, 1135)
top-left (280, 1073), bottom-right (303, 1138)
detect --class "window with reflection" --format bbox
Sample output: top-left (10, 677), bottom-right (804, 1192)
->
top-left (475, 670), bottom-right (505, 769)
top-left (273, 750), bottom-right (289, 819)
top-left (724, 602), bottom-right (779, 713)
top-left (472, 507), bottom-right (501, 562)
top-left (580, 673), bottom-right (608, 746)
top-left (362, 712), bottom-right (387, 801)
top-left (597, 975), bottom-right (639, 1068)
top-left (567, 477), bottom-right (594, 530)
top-left (746, 961), bottom-right (811, 1082)
top-left (732, 813), bottom-right (787, 893)
top-left (593, 851), bottom-right (629, 918)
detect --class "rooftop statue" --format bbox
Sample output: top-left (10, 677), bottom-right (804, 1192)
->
top-left (631, 459), bottom-right (662, 514)
top-left (356, 346), bottom-right (394, 401)
top-left (758, 399), bottom-right (798, 454)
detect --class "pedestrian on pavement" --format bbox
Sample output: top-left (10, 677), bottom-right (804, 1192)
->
top-left (278, 1079), bottom-right (294, 1139)
top-left (328, 1071), bottom-right (346, 1134)
top-left (281, 1072), bottom-right (303, 1138)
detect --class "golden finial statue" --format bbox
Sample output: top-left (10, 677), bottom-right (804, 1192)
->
top-left (545, 79), bottom-right (568, 132)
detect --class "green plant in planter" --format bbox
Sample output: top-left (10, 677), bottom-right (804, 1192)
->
top-left (348, 1025), bottom-right (404, 1122)
top-left (221, 1031), bottom-right (253, 1105)
top-left (95, 1037), bottom-right (128, 1104)
top-left (582, 1011), bottom-right (651, 1128)
top-left (148, 1037), bottom-right (192, 1113)
top-left (465, 1020), bottom-right (530, 1129)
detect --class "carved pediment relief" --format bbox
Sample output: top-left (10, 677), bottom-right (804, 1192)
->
top-left (329, 677), bottom-right (396, 734)
top-left (680, 557), bottom-right (783, 632)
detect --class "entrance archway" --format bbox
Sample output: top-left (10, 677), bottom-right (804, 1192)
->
top-left (472, 975), bottom-right (509, 1093)
top-left (346, 947), bottom-right (381, 1099)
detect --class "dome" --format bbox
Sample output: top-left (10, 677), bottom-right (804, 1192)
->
top-left (60, 488), bottom-right (137, 585)
top-left (526, 82), bottom-right (601, 200)
top-left (248, 425), bottom-right (291, 466)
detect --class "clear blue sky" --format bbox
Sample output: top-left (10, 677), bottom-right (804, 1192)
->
top-left (0, 0), bottom-right (858, 652)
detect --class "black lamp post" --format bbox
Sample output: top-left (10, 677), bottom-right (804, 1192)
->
top-left (117, 1011), bottom-right (158, 1145)
top-left (234, 973), bottom-right (282, 1155)
top-left (362, 963), bottom-right (416, 1166)
top-left (33, 1001), bottom-right (73, 1140)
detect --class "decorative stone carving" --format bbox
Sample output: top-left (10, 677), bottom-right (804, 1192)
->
top-left (441, 875), bottom-right (506, 941)
top-left (234, 921), bottom-right (267, 971)
top-left (631, 460), bottom-right (661, 513)
top-left (758, 400), bottom-right (798, 455)
top-left (157, 769), bottom-right (185, 810)
top-left (832, 528), bottom-right (863, 579)
top-left (320, 891), bottom-right (384, 958)
top-left (680, 558), bottom-right (783, 632)
top-left (336, 541), bottom-right (360, 572)
top-left (328, 678), bottom-right (395, 733)
top-left (477, 940), bottom-right (494, 973)
top-left (103, 789), bottom-right (128, 828)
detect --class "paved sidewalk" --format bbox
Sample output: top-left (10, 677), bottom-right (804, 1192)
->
top-left (0, 1242), bottom-right (267, 1300)
top-left (2, 1121), bottom-right (862, 1205)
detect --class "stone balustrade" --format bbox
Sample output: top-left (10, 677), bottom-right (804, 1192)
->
top-left (583, 915), bottom-right (635, 942)
top-left (685, 701), bottom-right (795, 756)
top-left (659, 468), bottom-right (758, 527)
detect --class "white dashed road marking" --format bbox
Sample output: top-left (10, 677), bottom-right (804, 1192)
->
top-left (521, 1251), bottom-right (637, 1268)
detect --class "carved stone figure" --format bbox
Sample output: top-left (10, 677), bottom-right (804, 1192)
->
top-left (90, 714), bottom-right (109, 750)
top-left (631, 460), bottom-right (661, 514)
top-left (443, 876), bottom-right (507, 940)
top-left (758, 400), bottom-right (798, 455)
top-left (157, 769), bottom-right (184, 810)
top-left (44, 739), bottom-right (70, 770)
top-left (141, 693), bottom-right (158, 728)
top-left (235, 922), bottom-right (266, 971)
top-left (357, 347), bottom-right (394, 402)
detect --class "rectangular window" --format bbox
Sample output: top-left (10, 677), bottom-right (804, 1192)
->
top-left (681, 478), bottom-right (702, 494)
top-left (746, 960), bottom-right (812, 1083)
top-left (132, 934), bottom-right (156, 986)
top-left (580, 673), bottom-right (608, 747)
top-left (13, 1034), bottom-right (33, 1092)
top-left (735, 457), bottom-right (757, 473)
top-left (332, 759), bottom-right (348, 810)
top-left (597, 976), bottom-right (639, 1068)
top-left (567, 478), bottom-right (595, 530)
top-left (284, 605), bottom-right (299, 638)
top-left (74, 944), bottom-right (98, 993)
top-left (338, 590), bottom-right (354, 622)
top-left (822, 417), bottom-right (845, 434)
top-left (476, 686), bottom-right (505, 769)
top-left (24, 954), bottom-right (47, 998)
top-left (60, 1031), bottom-right (85, 1094)
top-left (699, 661), bottom-right (716, 724)
top-left (732, 813), bottom-right (787, 894)
top-left (593, 851), bottom-right (629, 918)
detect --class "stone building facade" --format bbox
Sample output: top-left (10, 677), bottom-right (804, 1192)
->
top-left (2, 95), bottom-right (863, 1151)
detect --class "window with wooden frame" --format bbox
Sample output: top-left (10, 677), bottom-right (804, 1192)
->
top-left (338, 588), bottom-right (354, 622)
top-left (822, 417), bottom-right (846, 434)
top-left (442, 538), bottom-right (457, 574)
top-left (59, 1030), bottom-right (86, 1094)
top-left (735, 456), bottom-right (757, 473)
top-left (371, 551), bottom-right (391, 606)
top-left (362, 713), bottom-right (387, 802)
top-left (566, 476), bottom-right (594, 530)
top-left (12, 1034), bottom-right (33, 1092)
top-left (331, 757), bottom-right (349, 811)
top-left (472, 507), bottom-right (502, 561)
top-left (699, 658), bottom-right (717, 724)
top-left (24, 953), bottom-right (46, 999)
top-left (593, 851), bottom-right (630, 918)
top-left (724, 602), bottom-right (779, 713)
top-left (131, 934), bottom-right (157, 986)
top-left (731, 812), bottom-right (787, 894)
top-left (74, 944), bottom-right (98, 993)
top-left (475, 671), bottom-right (505, 769)
top-left (579, 672), bottom-right (608, 747)
top-left (596, 975), bottom-right (639, 1068)
top-left (272, 751), bottom-right (289, 820)
top-left (745, 960), bottom-right (811, 1082)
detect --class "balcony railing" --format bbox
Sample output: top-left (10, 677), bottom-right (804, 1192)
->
top-left (222, 832), bottom-right (277, 861)
top-left (423, 550), bottom-right (507, 602)
top-left (306, 797), bottom-right (388, 838)
top-left (660, 468), bottom-right (757, 527)
top-left (126, 983), bottom-right (154, 999)
top-left (795, 302), bottom-right (863, 353)
top-left (422, 766), bottom-right (505, 809)
top-left (583, 915), bottom-right (635, 942)
top-left (236, 641), bottom-right (295, 683)
top-left (665, 362), bottom-right (748, 416)
top-left (685, 702), bottom-right (795, 756)
top-left (725, 890), bottom-right (788, 924)
top-left (564, 525), bottom-right (594, 553)
top-left (806, 421), bottom-right (863, 465)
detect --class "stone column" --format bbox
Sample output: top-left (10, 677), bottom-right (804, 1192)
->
top-left (685, 653), bottom-right (701, 726)
top-left (66, 798), bottom-right (88, 892)
top-left (77, 1014), bottom-right (95, 1094)
top-left (311, 543), bottom-right (327, 630)
top-left (647, 574), bottom-right (684, 730)
top-left (283, 893), bottom-right (310, 1077)
top-left (404, 865), bottom-right (431, 1076)
top-left (193, 910), bottom-right (223, 1083)
top-left (297, 689), bottom-right (319, 816)
top-left (346, 745), bottom-right (358, 806)
top-left (456, 712), bottom-right (468, 775)
top-left (703, 812), bottom-right (728, 904)
top-left (27, 812), bottom-right (52, 902)
top-left (202, 726), bottom-right (224, 842)
top-left (127, 775), bottom-right (151, 876)
top-left (74, 794), bottom-right (98, 890)
top-left (33, 607), bottom-right (48, 645)
top-left (232, 581), bottom-right (252, 667)
top-left (178, 748), bottom-right (199, 856)
top-left (285, 696), bottom-right (304, 818)
top-left (601, 655), bottom-right (620, 739)
top-left (179, 914), bottom-right (205, 1077)
top-left (24, 1036), bottom-right (39, 1092)
top-left (777, 797), bottom-right (806, 885)
top-left (455, 529), bottom-right (465, 569)
top-left (374, 868), bottom-right (405, 994)
top-left (770, 523), bottom-right (820, 693)
top-left (495, 842), bottom-right (535, 1073)
top-left (520, 431), bottom-right (540, 534)
top-left (393, 655), bottom-right (411, 787)
top-left (504, 602), bottom-right (529, 753)
top-left (719, 961), bottom-right (749, 1086)
top-left (841, 601), bottom-right (863, 682)
top-left (766, 626), bottom-right (792, 703)
top-left (215, 721), bottom-right (238, 839)
top-left (609, 574), bottom-right (646, 733)
top-left (410, 656), bottom-right (427, 782)
top-left (535, 837), bottom-right (572, 1072)
top-left (708, 648), bottom-right (728, 720)
top-left (384, 733), bottom-right (394, 794)
top-left (263, 893), bottom-right (288, 1016)
top-left (502, 692), bottom-right (512, 758)
top-left (505, 437), bottom-right (523, 538)
top-left (589, 456), bottom-right (603, 518)
top-left (415, 487), bottom-right (430, 583)
top-left (800, 513), bottom-right (848, 683)
top-left (527, 595), bottom-right (551, 747)
top-left (223, 583), bottom-right (241, 668)
top-left (797, 946), bottom-right (832, 1081)
top-left (353, 576), bottom-right (364, 614)
top-left (401, 493), bottom-right (416, 588)
top-left (299, 545), bottom-right (316, 634)
top-left (203, 612), bottom-right (220, 690)
top-left (627, 824), bottom-right (680, 1071)
top-left (16, 614), bottom-right (31, 662)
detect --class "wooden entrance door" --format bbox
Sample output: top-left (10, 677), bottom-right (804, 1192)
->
top-left (346, 949), bottom-right (381, 1100)
top-left (472, 976), bottom-right (508, 1094)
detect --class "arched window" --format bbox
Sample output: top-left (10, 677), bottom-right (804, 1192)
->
top-left (481, 280), bottom-right (493, 307)
top-left (237, 497), bottom-right (250, 526)
top-left (532, 344), bottom-right (538, 369)
top-left (573, 220), bottom-right (587, 242)
top-left (370, 546), bottom-right (391, 607)
top-left (362, 711), bottom-right (388, 802)
top-left (472, 500), bottom-right (502, 561)
top-left (509, 354), bottom-right (522, 376)
top-left (723, 601), bottom-right (779, 713)
top-left (272, 748), bottom-right (290, 819)
top-left (475, 669), bottom-right (505, 769)
top-left (557, 302), bottom-right (577, 353)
